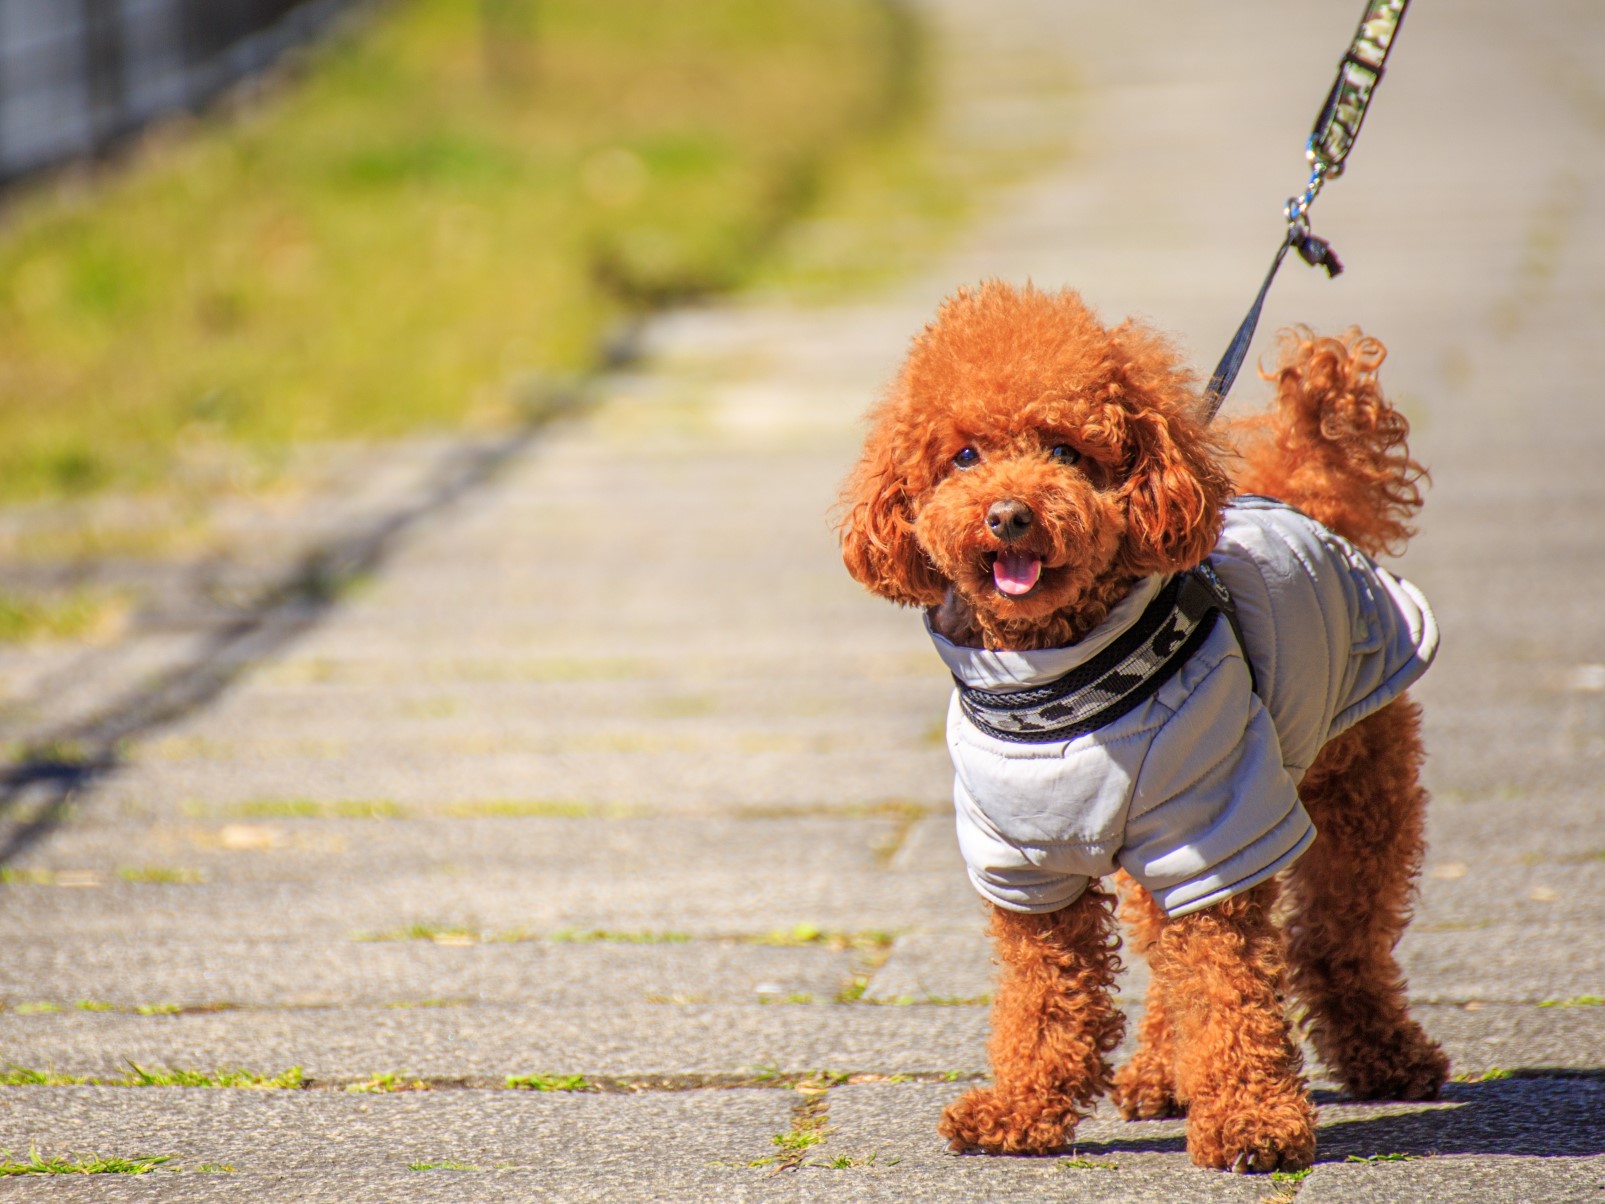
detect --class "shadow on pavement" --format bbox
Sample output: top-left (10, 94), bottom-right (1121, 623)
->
top-left (1068, 1069), bottom-right (1605, 1162)
top-left (0, 385), bottom-right (592, 870)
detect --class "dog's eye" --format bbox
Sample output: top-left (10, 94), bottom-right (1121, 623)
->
top-left (952, 448), bottom-right (980, 469)
top-left (1049, 444), bottom-right (1081, 466)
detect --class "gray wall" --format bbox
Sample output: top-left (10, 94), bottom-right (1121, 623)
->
top-left (0, 0), bottom-right (356, 184)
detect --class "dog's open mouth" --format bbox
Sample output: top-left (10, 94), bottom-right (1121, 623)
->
top-left (991, 550), bottom-right (1042, 597)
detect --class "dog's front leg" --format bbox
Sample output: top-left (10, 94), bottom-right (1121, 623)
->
top-left (1160, 882), bottom-right (1316, 1173)
top-left (939, 885), bottom-right (1124, 1154)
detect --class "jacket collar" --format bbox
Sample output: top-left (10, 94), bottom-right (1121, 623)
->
top-left (924, 575), bottom-right (1167, 692)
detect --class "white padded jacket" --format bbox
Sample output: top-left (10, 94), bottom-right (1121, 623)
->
top-left (927, 498), bottom-right (1438, 917)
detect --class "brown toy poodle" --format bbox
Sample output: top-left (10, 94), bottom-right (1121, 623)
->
top-left (838, 281), bottom-right (1449, 1172)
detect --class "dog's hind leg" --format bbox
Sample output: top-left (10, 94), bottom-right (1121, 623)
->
top-left (938, 886), bottom-right (1125, 1154)
top-left (1284, 696), bottom-right (1450, 1100)
top-left (1110, 875), bottom-right (1186, 1119)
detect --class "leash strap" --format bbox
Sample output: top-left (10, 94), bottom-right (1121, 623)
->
top-left (1203, 0), bottom-right (1409, 421)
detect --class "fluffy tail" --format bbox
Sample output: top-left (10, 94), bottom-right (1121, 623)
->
top-left (1226, 329), bottom-right (1426, 557)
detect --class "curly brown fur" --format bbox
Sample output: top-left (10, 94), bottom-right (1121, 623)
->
top-left (938, 887), bottom-right (1126, 1154)
top-left (1158, 881), bottom-right (1316, 1171)
top-left (1226, 328), bottom-right (1426, 556)
top-left (1283, 697), bottom-right (1449, 1101)
top-left (840, 282), bottom-right (1229, 650)
top-left (840, 281), bottom-right (1445, 1172)
top-left (1110, 873), bottom-right (1186, 1121)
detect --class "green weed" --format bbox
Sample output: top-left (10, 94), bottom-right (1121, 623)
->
top-left (443, 799), bottom-right (591, 819)
top-left (0, 867), bottom-right (55, 885)
top-left (122, 1063), bottom-right (305, 1089)
top-left (772, 1129), bottom-right (826, 1152)
top-left (814, 1151), bottom-right (897, 1169)
top-left (0, 1148), bottom-right (172, 1175)
top-left (751, 925), bottom-right (897, 951)
top-left (117, 866), bottom-right (205, 885)
top-left (1452, 1067), bottom-right (1513, 1083)
top-left (1, 1066), bottom-right (86, 1086)
top-left (356, 923), bottom-right (484, 944)
top-left (225, 798), bottom-right (408, 820)
top-left (347, 1073), bottom-right (429, 1093)
top-left (0, 589), bottom-right (126, 643)
top-left (506, 1074), bottom-right (593, 1092)
top-left (547, 928), bottom-right (692, 945)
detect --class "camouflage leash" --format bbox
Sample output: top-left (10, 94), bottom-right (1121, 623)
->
top-left (1202, 0), bottom-right (1410, 421)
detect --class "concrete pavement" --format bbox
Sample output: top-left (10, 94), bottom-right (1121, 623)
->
top-left (1, 0), bottom-right (1602, 1198)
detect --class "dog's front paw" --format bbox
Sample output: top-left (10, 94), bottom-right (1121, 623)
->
top-left (1186, 1095), bottom-right (1317, 1173)
top-left (938, 1088), bottom-right (1075, 1155)
top-left (1111, 1056), bottom-right (1185, 1120)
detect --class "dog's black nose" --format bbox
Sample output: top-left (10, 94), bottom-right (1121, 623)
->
top-left (986, 499), bottom-right (1033, 542)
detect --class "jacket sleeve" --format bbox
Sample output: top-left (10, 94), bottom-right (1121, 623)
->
top-left (953, 772), bottom-right (1095, 913)
top-left (1117, 638), bottom-right (1315, 917)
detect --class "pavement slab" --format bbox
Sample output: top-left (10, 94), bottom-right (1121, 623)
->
top-left (0, 1087), bottom-right (798, 1201)
top-left (2, 0), bottom-right (1602, 1198)
top-left (0, 1003), bottom-right (994, 1083)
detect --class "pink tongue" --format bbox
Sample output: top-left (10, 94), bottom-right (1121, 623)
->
top-left (993, 551), bottom-right (1042, 596)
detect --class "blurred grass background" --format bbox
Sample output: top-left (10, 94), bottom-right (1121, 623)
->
top-left (0, 0), bottom-right (944, 507)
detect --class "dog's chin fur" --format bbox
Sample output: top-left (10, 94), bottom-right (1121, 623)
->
top-left (928, 572), bottom-right (1140, 652)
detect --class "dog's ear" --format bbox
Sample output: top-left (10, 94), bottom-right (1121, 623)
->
top-left (838, 394), bottom-right (948, 607)
top-left (1109, 324), bottom-right (1231, 577)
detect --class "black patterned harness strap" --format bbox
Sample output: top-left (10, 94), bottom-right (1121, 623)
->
top-left (957, 562), bottom-right (1258, 746)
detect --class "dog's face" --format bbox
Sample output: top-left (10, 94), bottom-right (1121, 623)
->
top-left (840, 282), bottom-right (1229, 645)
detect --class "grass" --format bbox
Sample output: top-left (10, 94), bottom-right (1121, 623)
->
top-left (1452, 1067), bottom-right (1513, 1083)
top-left (0, 0), bottom-right (927, 503)
top-left (346, 1072), bottom-right (429, 1093)
top-left (750, 924), bottom-right (896, 951)
top-left (1, 1063), bottom-right (304, 1089)
top-left (116, 865), bottom-right (205, 885)
top-left (762, 1083), bottom-right (834, 1171)
top-left (814, 1151), bottom-right (899, 1169)
top-left (547, 928), bottom-right (692, 945)
top-left (0, 1148), bottom-right (172, 1176)
top-left (1269, 1166), bottom-right (1313, 1199)
top-left (1538, 995), bottom-right (1604, 1008)
top-left (219, 798), bottom-right (410, 820)
top-left (355, 923), bottom-right (484, 944)
top-left (0, 867), bottom-right (57, 885)
top-left (123, 1063), bottom-right (305, 1089)
top-left (408, 1159), bottom-right (480, 1172)
top-left (442, 799), bottom-right (596, 819)
top-left (1059, 1155), bottom-right (1118, 1171)
top-left (1345, 1152), bottom-right (1417, 1163)
top-left (772, 1129), bottom-right (826, 1153)
top-left (0, 588), bottom-right (127, 644)
top-left (506, 1073), bottom-right (593, 1092)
